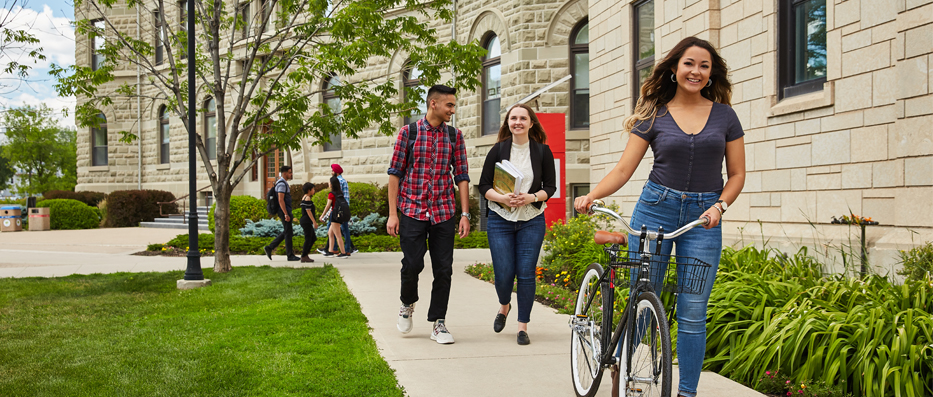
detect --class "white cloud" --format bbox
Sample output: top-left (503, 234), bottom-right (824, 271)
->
top-left (3, 91), bottom-right (77, 129)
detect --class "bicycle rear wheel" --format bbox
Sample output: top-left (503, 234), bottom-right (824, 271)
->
top-left (570, 263), bottom-right (612, 397)
top-left (619, 291), bottom-right (672, 397)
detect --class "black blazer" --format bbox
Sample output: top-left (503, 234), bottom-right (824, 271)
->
top-left (478, 138), bottom-right (557, 214)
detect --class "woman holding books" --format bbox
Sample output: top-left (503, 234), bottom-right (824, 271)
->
top-left (478, 103), bottom-right (556, 345)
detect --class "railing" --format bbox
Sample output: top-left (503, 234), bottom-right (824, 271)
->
top-left (157, 185), bottom-right (211, 224)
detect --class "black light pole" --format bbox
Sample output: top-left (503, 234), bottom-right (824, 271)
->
top-left (183, 0), bottom-right (204, 281)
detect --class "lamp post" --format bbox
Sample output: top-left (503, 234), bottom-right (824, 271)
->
top-left (178, 0), bottom-right (210, 289)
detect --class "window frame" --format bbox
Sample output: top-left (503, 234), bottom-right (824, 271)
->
top-left (91, 19), bottom-right (105, 71)
top-left (238, 2), bottom-right (251, 39)
top-left (203, 98), bottom-right (216, 160)
top-left (403, 64), bottom-right (426, 125)
top-left (569, 19), bottom-right (589, 130)
top-left (178, 0), bottom-right (187, 59)
top-left (778, 0), bottom-right (827, 100)
top-left (481, 33), bottom-right (502, 136)
top-left (91, 113), bottom-right (108, 166)
top-left (632, 0), bottom-right (655, 106)
top-left (159, 106), bottom-right (170, 164)
top-left (322, 75), bottom-right (342, 152)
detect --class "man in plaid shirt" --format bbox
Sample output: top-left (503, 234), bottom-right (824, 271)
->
top-left (387, 85), bottom-right (471, 344)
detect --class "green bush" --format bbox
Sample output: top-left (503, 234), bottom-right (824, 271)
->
top-left (705, 245), bottom-right (933, 397)
top-left (208, 195), bottom-right (267, 234)
top-left (896, 242), bottom-right (933, 281)
top-left (36, 199), bottom-right (100, 230)
top-left (102, 190), bottom-right (177, 227)
top-left (540, 209), bottom-right (620, 287)
top-left (42, 190), bottom-right (106, 207)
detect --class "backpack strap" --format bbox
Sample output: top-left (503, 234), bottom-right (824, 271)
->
top-left (404, 122), bottom-right (460, 176)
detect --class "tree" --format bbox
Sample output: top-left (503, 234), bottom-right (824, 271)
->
top-left (0, 0), bottom-right (46, 95)
top-left (0, 145), bottom-right (15, 192)
top-left (54, 0), bottom-right (484, 272)
top-left (1, 104), bottom-right (77, 195)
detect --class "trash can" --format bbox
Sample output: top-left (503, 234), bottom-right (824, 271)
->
top-left (1, 205), bottom-right (23, 232)
top-left (28, 207), bottom-right (50, 231)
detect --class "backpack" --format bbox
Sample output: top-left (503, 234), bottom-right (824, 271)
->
top-left (266, 179), bottom-right (284, 216)
top-left (404, 122), bottom-right (458, 177)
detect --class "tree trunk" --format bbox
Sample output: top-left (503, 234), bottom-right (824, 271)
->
top-left (213, 187), bottom-right (232, 273)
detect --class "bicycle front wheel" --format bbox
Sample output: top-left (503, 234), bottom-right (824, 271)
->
top-left (570, 263), bottom-right (611, 397)
top-left (619, 291), bottom-right (672, 397)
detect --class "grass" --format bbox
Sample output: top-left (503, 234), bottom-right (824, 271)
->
top-left (0, 266), bottom-right (403, 397)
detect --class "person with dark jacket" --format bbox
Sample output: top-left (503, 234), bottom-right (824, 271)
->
top-left (263, 165), bottom-right (300, 262)
top-left (299, 182), bottom-right (319, 263)
top-left (477, 103), bottom-right (556, 345)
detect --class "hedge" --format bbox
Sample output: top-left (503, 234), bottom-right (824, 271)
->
top-left (163, 231), bottom-right (489, 255)
top-left (103, 190), bottom-right (177, 228)
top-left (36, 199), bottom-right (100, 230)
top-left (42, 190), bottom-right (106, 207)
top-left (208, 195), bottom-right (267, 234)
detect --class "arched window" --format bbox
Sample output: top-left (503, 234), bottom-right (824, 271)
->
top-left (482, 34), bottom-right (501, 135)
top-left (404, 64), bottom-right (427, 124)
top-left (159, 106), bottom-right (170, 164)
top-left (570, 19), bottom-right (589, 129)
top-left (323, 75), bottom-right (342, 151)
top-left (91, 113), bottom-right (108, 166)
top-left (204, 98), bottom-right (216, 160)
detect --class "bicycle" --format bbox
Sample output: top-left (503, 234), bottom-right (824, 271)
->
top-left (569, 199), bottom-right (714, 397)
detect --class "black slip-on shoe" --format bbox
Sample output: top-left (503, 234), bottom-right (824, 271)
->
top-left (493, 303), bottom-right (511, 333)
top-left (263, 246), bottom-right (273, 260)
top-left (517, 330), bottom-right (530, 345)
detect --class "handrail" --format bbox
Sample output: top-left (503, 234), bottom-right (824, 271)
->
top-left (157, 185), bottom-right (211, 223)
top-left (587, 199), bottom-right (709, 241)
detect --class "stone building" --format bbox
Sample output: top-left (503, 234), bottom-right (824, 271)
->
top-left (75, 0), bottom-right (932, 271)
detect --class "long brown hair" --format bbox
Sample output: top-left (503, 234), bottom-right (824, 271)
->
top-left (497, 104), bottom-right (548, 144)
top-left (624, 36), bottom-right (732, 134)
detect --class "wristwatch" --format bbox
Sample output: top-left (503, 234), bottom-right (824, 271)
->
top-left (716, 200), bottom-right (728, 214)
top-left (461, 212), bottom-right (471, 220)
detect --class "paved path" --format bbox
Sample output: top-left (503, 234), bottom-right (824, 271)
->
top-left (0, 227), bottom-right (763, 397)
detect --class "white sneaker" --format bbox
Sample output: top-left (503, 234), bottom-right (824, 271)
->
top-left (431, 319), bottom-right (455, 344)
top-left (398, 303), bottom-right (415, 334)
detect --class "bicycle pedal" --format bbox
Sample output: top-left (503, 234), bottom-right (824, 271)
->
top-left (575, 314), bottom-right (588, 319)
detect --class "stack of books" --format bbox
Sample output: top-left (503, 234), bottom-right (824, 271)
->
top-left (493, 160), bottom-right (524, 212)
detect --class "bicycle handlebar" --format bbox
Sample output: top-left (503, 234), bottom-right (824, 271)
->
top-left (587, 199), bottom-right (709, 241)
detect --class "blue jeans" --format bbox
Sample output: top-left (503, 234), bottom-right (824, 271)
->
top-left (325, 219), bottom-right (355, 252)
top-left (486, 211), bottom-right (546, 324)
top-left (626, 180), bottom-right (722, 397)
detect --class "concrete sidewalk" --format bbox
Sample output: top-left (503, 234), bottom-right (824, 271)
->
top-left (0, 227), bottom-right (762, 397)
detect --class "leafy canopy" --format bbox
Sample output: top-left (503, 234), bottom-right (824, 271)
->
top-left (1, 104), bottom-right (77, 195)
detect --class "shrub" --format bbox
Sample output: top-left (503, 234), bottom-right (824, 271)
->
top-left (208, 195), bottom-right (267, 234)
top-left (896, 242), bottom-right (933, 281)
top-left (454, 231), bottom-right (488, 249)
top-left (239, 218), bottom-right (308, 238)
top-left (540, 209), bottom-right (620, 287)
top-left (42, 190), bottom-right (106, 207)
top-left (103, 190), bottom-right (177, 228)
top-left (36, 199), bottom-right (100, 230)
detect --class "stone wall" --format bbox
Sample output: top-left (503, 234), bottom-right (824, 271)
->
top-left (589, 0), bottom-right (933, 274)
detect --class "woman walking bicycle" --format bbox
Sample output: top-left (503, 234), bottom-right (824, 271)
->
top-left (574, 36), bottom-right (746, 397)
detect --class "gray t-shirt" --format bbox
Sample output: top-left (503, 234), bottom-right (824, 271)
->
top-left (275, 177), bottom-right (292, 212)
top-left (631, 102), bottom-right (744, 193)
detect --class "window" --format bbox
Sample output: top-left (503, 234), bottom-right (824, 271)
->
top-left (570, 20), bottom-right (589, 129)
top-left (633, 0), bottom-right (655, 104)
top-left (570, 184), bottom-right (591, 218)
top-left (159, 106), bottom-right (170, 164)
top-left (91, 19), bottom-right (105, 71)
top-left (404, 64), bottom-right (427, 124)
top-left (323, 75), bottom-right (341, 151)
top-left (204, 98), bottom-right (216, 160)
top-left (238, 3), bottom-right (251, 39)
top-left (482, 34), bottom-right (501, 135)
top-left (178, 0), bottom-right (187, 59)
top-left (91, 113), bottom-right (108, 166)
top-left (154, 12), bottom-right (164, 65)
top-left (260, 0), bottom-right (272, 32)
top-left (779, 0), bottom-right (827, 99)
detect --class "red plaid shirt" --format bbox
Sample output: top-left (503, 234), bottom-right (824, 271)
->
top-left (387, 117), bottom-right (470, 225)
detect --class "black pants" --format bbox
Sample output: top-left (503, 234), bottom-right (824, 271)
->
top-left (268, 210), bottom-right (295, 257)
top-left (300, 221), bottom-right (317, 257)
top-left (399, 213), bottom-right (457, 322)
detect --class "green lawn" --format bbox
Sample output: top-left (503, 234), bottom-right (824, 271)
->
top-left (0, 266), bottom-right (403, 397)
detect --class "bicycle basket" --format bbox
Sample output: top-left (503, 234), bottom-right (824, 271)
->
top-left (602, 245), bottom-right (713, 295)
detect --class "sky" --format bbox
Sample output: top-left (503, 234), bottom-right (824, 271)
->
top-left (1, 0), bottom-right (76, 129)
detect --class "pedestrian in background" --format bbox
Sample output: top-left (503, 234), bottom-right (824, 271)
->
top-left (318, 164), bottom-right (357, 255)
top-left (264, 165), bottom-right (300, 262)
top-left (320, 176), bottom-right (351, 259)
top-left (299, 182), bottom-right (319, 263)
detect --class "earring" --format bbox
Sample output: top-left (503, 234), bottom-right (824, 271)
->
top-left (670, 74), bottom-right (676, 83)
top-left (706, 79), bottom-right (712, 88)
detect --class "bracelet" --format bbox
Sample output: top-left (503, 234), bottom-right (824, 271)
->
top-left (713, 204), bottom-right (723, 215)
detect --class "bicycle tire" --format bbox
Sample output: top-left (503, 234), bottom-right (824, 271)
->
top-left (618, 291), bottom-right (672, 397)
top-left (570, 263), bottom-right (611, 397)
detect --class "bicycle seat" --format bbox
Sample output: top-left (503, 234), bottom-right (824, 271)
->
top-left (594, 230), bottom-right (627, 245)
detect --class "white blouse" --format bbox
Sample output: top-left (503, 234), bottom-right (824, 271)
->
top-left (490, 140), bottom-right (546, 222)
